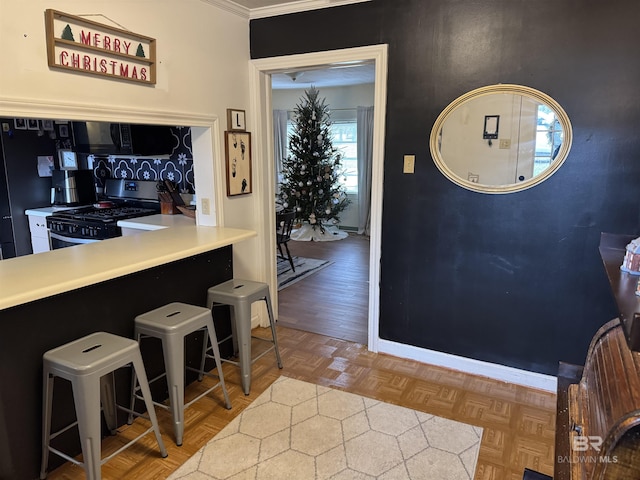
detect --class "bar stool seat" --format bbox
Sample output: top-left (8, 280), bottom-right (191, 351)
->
top-left (205, 279), bottom-right (283, 395)
top-left (40, 331), bottom-right (167, 480)
top-left (129, 302), bottom-right (231, 446)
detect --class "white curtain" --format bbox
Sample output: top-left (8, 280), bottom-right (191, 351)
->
top-left (357, 106), bottom-right (374, 235)
top-left (273, 110), bottom-right (289, 194)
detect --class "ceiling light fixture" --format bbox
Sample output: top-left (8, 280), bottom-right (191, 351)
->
top-left (285, 71), bottom-right (304, 82)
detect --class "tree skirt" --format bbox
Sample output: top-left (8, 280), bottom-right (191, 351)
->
top-left (290, 223), bottom-right (348, 241)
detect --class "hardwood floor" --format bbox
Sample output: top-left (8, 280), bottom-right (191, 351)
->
top-left (277, 232), bottom-right (369, 345)
top-left (46, 234), bottom-right (557, 479)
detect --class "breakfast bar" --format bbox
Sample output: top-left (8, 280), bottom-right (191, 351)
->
top-left (0, 225), bottom-right (256, 480)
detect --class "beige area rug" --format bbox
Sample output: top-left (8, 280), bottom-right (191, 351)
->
top-left (167, 376), bottom-right (482, 480)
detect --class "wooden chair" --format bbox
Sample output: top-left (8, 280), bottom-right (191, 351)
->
top-left (276, 210), bottom-right (296, 272)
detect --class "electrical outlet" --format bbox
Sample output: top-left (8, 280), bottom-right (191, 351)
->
top-left (201, 198), bottom-right (211, 215)
top-left (499, 139), bottom-right (511, 149)
top-left (403, 155), bottom-right (415, 174)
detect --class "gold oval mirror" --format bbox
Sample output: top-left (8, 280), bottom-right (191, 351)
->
top-left (429, 84), bottom-right (572, 194)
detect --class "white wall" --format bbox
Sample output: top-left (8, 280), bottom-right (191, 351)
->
top-left (272, 83), bottom-right (374, 229)
top-left (0, 0), bottom-right (263, 281)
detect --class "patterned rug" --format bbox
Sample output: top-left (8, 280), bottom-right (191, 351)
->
top-left (167, 376), bottom-right (482, 480)
top-left (277, 256), bottom-right (333, 291)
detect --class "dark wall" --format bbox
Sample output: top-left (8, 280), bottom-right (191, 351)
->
top-left (0, 118), bottom-right (60, 257)
top-left (250, 0), bottom-right (640, 375)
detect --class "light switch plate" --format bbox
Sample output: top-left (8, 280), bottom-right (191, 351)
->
top-left (201, 198), bottom-right (211, 215)
top-left (403, 155), bottom-right (415, 174)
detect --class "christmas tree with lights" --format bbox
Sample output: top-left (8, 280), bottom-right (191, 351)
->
top-left (277, 87), bottom-right (350, 233)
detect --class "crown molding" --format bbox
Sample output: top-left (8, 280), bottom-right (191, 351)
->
top-left (249, 0), bottom-right (370, 19)
top-left (200, 0), bottom-right (370, 20)
top-left (199, 0), bottom-right (250, 19)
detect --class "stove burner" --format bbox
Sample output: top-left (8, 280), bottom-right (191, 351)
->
top-left (74, 207), bottom-right (158, 222)
top-left (46, 204), bottom-right (160, 241)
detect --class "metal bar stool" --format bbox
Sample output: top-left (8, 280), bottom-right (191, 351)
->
top-left (40, 331), bottom-right (167, 480)
top-left (204, 279), bottom-right (283, 395)
top-left (129, 302), bottom-right (231, 446)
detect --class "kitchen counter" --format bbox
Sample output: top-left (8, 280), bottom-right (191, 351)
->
top-left (0, 224), bottom-right (255, 480)
top-left (117, 213), bottom-right (196, 231)
top-left (24, 205), bottom-right (83, 217)
top-left (0, 225), bottom-right (255, 311)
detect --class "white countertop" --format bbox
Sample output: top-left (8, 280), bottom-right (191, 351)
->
top-left (25, 206), bottom-right (83, 217)
top-left (0, 225), bottom-right (256, 310)
top-left (117, 214), bottom-right (196, 230)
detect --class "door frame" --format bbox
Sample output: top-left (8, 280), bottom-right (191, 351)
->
top-left (248, 44), bottom-right (388, 351)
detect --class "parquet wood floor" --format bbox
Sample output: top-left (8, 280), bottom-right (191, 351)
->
top-left (46, 329), bottom-right (557, 480)
top-left (46, 233), bottom-right (557, 480)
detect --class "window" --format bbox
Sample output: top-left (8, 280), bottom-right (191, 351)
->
top-left (534, 104), bottom-right (563, 176)
top-left (330, 118), bottom-right (358, 194)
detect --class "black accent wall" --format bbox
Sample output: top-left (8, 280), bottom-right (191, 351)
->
top-left (250, 0), bottom-right (640, 375)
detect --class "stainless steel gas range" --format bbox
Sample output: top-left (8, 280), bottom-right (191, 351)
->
top-left (46, 179), bottom-right (161, 248)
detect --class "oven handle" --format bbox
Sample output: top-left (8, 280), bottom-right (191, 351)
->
top-left (49, 232), bottom-right (101, 244)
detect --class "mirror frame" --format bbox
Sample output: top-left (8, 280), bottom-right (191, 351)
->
top-left (429, 84), bottom-right (573, 194)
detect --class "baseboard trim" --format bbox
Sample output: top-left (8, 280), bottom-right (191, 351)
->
top-left (377, 339), bottom-right (557, 392)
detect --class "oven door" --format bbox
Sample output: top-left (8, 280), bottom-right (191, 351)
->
top-left (49, 232), bottom-right (101, 249)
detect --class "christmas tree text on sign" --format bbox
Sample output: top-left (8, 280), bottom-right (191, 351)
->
top-left (44, 9), bottom-right (156, 85)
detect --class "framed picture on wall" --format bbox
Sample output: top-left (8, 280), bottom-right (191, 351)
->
top-left (224, 131), bottom-right (252, 196)
top-left (58, 124), bottom-right (69, 138)
top-left (226, 109), bottom-right (246, 131)
top-left (14, 119), bottom-right (27, 130)
top-left (27, 119), bottom-right (39, 130)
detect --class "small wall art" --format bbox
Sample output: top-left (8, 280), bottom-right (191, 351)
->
top-left (224, 131), bottom-right (252, 196)
top-left (226, 109), bottom-right (246, 132)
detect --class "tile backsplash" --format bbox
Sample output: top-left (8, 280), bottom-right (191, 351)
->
top-left (89, 126), bottom-right (194, 195)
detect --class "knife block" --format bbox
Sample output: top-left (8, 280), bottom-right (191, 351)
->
top-left (160, 201), bottom-right (179, 214)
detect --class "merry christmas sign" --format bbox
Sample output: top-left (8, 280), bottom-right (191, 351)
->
top-left (44, 9), bottom-right (156, 85)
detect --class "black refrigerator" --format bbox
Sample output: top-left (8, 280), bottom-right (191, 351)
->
top-left (0, 118), bottom-right (59, 258)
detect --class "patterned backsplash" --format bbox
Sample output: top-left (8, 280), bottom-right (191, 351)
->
top-left (87, 126), bottom-right (194, 195)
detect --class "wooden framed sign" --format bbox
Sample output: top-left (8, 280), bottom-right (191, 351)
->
top-left (44, 9), bottom-right (156, 85)
top-left (224, 131), bottom-right (252, 196)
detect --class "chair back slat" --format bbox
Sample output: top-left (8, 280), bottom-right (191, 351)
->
top-left (276, 211), bottom-right (295, 240)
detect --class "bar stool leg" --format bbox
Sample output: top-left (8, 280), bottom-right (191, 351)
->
top-left (197, 329), bottom-right (208, 382)
top-left (130, 354), bottom-right (167, 458)
top-left (72, 375), bottom-right (102, 480)
top-left (263, 295), bottom-right (283, 369)
top-left (162, 334), bottom-right (186, 446)
top-left (40, 370), bottom-right (54, 480)
top-left (233, 301), bottom-right (253, 395)
top-left (127, 332), bottom-right (142, 425)
top-left (204, 316), bottom-right (232, 409)
top-left (99, 373), bottom-right (118, 435)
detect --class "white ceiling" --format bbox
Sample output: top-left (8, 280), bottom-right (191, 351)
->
top-left (271, 63), bottom-right (376, 90)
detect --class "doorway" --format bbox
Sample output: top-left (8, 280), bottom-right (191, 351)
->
top-left (271, 67), bottom-right (373, 345)
top-left (249, 44), bottom-right (388, 352)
